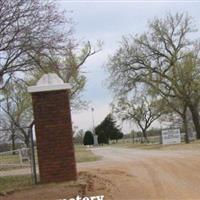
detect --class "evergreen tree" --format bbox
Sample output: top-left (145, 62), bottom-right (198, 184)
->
top-left (83, 131), bottom-right (94, 145)
top-left (110, 130), bottom-right (124, 142)
top-left (95, 114), bottom-right (124, 144)
top-left (97, 130), bottom-right (108, 145)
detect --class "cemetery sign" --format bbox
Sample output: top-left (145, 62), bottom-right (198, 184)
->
top-left (161, 129), bottom-right (181, 145)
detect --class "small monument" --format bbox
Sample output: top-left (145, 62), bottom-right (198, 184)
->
top-left (93, 135), bottom-right (98, 146)
top-left (28, 73), bottom-right (77, 183)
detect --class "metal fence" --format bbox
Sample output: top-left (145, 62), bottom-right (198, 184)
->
top-left (0, 148), bottom-right (31, 174)
top-left (121, 132), bottom-right (192, 144)
top-left (0, 126), bottom-right (38, 192)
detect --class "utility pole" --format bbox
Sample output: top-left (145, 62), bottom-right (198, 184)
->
top-left (91, 107), bottom-right (95, 135)
top-left (91, 107), bottom-right (98, 145)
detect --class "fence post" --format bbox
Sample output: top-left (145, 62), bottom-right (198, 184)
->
top-left (29, 126), bottom-right (37, 184)
top-left (19, 149), bottom-right (23, 165)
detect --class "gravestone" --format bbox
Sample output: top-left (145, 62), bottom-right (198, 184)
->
top-left (28, 73), bottom-right (77, 183)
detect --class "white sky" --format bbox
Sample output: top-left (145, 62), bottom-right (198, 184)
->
top-left (56, 1), bottom-right (200, 133)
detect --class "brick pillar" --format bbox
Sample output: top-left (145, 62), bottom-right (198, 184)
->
top-left (28, 73), bottom-right (77, 183)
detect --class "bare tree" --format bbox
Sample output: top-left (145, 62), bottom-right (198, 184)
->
top-left (107, 13), bottom-right (200, 139)
top-left (27, 41), bottom-right (102, 110)
top-left (0, 109), bottom-right (18, 151)
top-left (0, 0), bottom-right (72, 88)
top-left (1, 81), bottom-right (32, 148)
top-left (73, 129), bottom-right (85, 144)
top-left (112, 94), bottom-right (163, 143)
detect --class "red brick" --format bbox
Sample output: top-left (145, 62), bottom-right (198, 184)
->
top-left (31, 90), bottom-right (77, 183)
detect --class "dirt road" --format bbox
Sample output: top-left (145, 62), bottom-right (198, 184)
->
top-left (2, 147), bottom-right (200, 200)
top-left (78, 147), bottom-right (200, 200)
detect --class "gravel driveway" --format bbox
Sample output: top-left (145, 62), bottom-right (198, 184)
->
top-left (2, 146), bottom-right (200, 200)
top-left (79, 147), bottom-right (200, 200)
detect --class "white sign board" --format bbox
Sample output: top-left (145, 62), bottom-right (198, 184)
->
top-left (161, 129), bottom-right (181, 145)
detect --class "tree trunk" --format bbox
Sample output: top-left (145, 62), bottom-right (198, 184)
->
top-left (24, 134), bottom-right (30, 148)
top-left (182, 113), bottom-right (189, 144)
top-left (107, 138), bottom-right (110, 145)
top-left (142, 130), bottom-right (149, 143)
top-left (189, 105), bottom-right (200, 139)
top-left (11, 132), bottom-right (16, 154)
top-left (10, 123), bottom-right (16, 154)
top-left (140, 135), bottom-right (144, 143)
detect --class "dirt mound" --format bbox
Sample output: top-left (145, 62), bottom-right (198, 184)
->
top-left (79, 171), bottom-right (116, 199)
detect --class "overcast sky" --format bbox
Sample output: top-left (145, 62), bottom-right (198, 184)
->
top-left (57, 1), bottom-right (200, 133)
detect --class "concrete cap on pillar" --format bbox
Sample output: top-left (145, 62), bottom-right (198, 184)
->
top-left (28, 73), bottom-right (71, 93)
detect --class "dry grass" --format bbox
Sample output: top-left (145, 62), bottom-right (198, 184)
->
top-left (0, 145), bottom-right (101, 193)
top-left (0, 175), bottom-right (33, 195)
top-left (0, 145), bottom-right (100, 170)
top-left (0, 154), bottom-right (21, 165)
top-left (75, 145), bottom-right (101, 162)
top-left (111, 140), bottom-right (200, 150)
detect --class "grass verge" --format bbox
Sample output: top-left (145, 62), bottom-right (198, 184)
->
top-left (0, 175), bottom-right (32, 195)
top-left (110, 140), bottom-right (200, 150)
top-left (0, 145), bottom-right (100, 194)
top-left (75, 145), bottom-right (101, 162)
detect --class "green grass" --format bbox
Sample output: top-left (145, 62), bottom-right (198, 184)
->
top-left (75, 145), bottom-right (101, 162)
top-left (0, 175), bottom-right (33, 194)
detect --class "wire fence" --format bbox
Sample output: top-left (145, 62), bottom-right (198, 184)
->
top-left (120, 132), bottom-right (195, 144)
top-left (0, 148), bottom-right (31, 171)
top-left (0, 126), bottom-right (38, 193)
